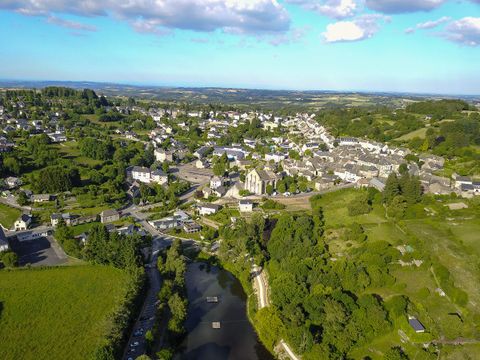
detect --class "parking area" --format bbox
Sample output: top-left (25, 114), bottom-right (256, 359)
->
top-left (10, 236), bottom-right (68, 267)
top-left (173, 162), bottom-right (213, 184)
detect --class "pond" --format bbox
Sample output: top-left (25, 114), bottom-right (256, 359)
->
top-left (176, 262), bottom-right (274, 360)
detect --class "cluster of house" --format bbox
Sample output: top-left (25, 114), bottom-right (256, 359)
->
top-left (126, 166), bottom-right (168, 185)
top-left (147, 200), bottom-right (254, 235)
top-left (453, 174), bottom-right (480, 197)
top-left (0, 105), bottom-right (68, 144)
top-left (148, 210), bottom-right (202, 234)
top-left (172, 110), bottom-right (477, 199)
top-left (108, 104), bottom-right (476, 199)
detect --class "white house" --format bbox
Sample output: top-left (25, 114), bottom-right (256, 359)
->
top-left (128, 166), bottom-right (168, 185)
top-left (31, 194), bottom-right (52, 203)
top-left (239, 200), bottom-right (253, 212)
top-left (151, 169), bottom-right (168, 185)
top-left (265, 153), bottom-right (286, 163)
top-left (210, 176), bottom-right (225, 190)
top-left (196, 159), bottom-right (208, 169)
top-left (198, 203), bottom-right (221, 216)
top-left (14, 214), bottom-right (32, 231)
top-left (154, 149), bottom-right (173, 163)
top-left (5, 177), bottom-right (21, 189)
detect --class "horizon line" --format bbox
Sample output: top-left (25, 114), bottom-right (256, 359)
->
top-left (0, 78), bottom-right (479, 98)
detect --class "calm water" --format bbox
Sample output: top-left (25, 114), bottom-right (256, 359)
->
top-left (175, 262), bottom-right (274, 360)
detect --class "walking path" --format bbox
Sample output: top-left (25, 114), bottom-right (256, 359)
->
top-left (251, 265), bottom-right (300, 360)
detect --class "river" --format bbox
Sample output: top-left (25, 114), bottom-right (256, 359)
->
top-left (175, 262), bottom-right (274, 360)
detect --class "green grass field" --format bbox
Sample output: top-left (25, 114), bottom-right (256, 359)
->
top-left (0, 203), bottom-right (21, 229)
top-left (312, 188), bottom-right (386, 228)
top-left (395, 127), bottom-right (428, 141)
top-left (0, 266), bottom-right (130, 360)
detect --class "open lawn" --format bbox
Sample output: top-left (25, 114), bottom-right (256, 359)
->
top-left (0, 265), bottom-right (130, 360)
top-left (395, 127), bottom-right (428, 141)
top-left (71, 221), bottom-right (101, 236)
top-left (56, 141), bottom-right (104, 167)
top-left (0, 203), bottom-right (21, 229)
top-left (401, 219), bottom-right (480, 312)
top-left (311, 188), bottom-right (386, 228)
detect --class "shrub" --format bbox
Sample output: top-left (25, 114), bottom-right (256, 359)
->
top-left (261, 199), bottom-right (285, 210)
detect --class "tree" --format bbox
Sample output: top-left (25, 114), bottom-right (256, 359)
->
top-left (156, 349), bottom-right (173, 360)
top-left (347, 193), bottom-right (371, 216)
top-left (387, 195), bottom-right (407, 219)
top-left (0, 251), bottom-right (18, 267)
top-left (277, 180), bottom-right (287, 194)
top-left (399, 174), bottom-right (422, 205)
top-left (346, 222), bottom-right (367, 242)
top-left (136, 356), bottom-right (152, 360)
top-left (17, 191), bottom-right (29, 206)
top-left (384, 347), bottom-right (409, 360)
top-left (383, 173), bottom-right (400, 204)
top-left (266, 184), bottom-right (274, 195)
top-left (168, 292), bottom-right (187, 334)
top-left (213, 161), bottom-right (226, 176)
top-left (254, 307), bottom-right (285, 350)
top-left (33, 166), bottom-right (80, 193)
top-left (288, 182), bottom-right (297, 194)
top-left (298, 181), bottom-right (308, 192)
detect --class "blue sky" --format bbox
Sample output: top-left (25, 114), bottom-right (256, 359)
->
top-left (0, 0), bottom-right (479, 94)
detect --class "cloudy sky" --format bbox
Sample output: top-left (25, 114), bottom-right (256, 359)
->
top-left (0, 0), bottom-right (479, 94)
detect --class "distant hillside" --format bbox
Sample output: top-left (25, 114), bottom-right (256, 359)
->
top-left (1, 80), bottom-right (479, 109)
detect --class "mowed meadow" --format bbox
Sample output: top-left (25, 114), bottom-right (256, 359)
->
top-left (0, 265), bottom-right (131, 360)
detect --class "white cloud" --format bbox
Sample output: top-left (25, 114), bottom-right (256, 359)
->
top-left (47, 15), bottom-right (97, 32)
top-left (323, 14), bottom-right (389, 42)
top-left (286, 0), bottom-right (358, 19)
top-left (0, 0), bottom-right (291, 35)
top-left (365, 0), bottom-right (446, 14)
top-left (323, 21), bottom-right (364, 41)
top-left (405, 16), bottom-right (450, 34)
top-left (442, 17), bottom-right (480, 46)
top-left (417, 16), bottom-right (451, 29)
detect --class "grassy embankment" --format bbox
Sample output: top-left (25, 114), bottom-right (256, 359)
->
top-left (0, 203), bottom-right (21, 229)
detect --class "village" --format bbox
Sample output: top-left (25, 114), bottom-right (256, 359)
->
top-left (1, 99), bottom-right (480, 253)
